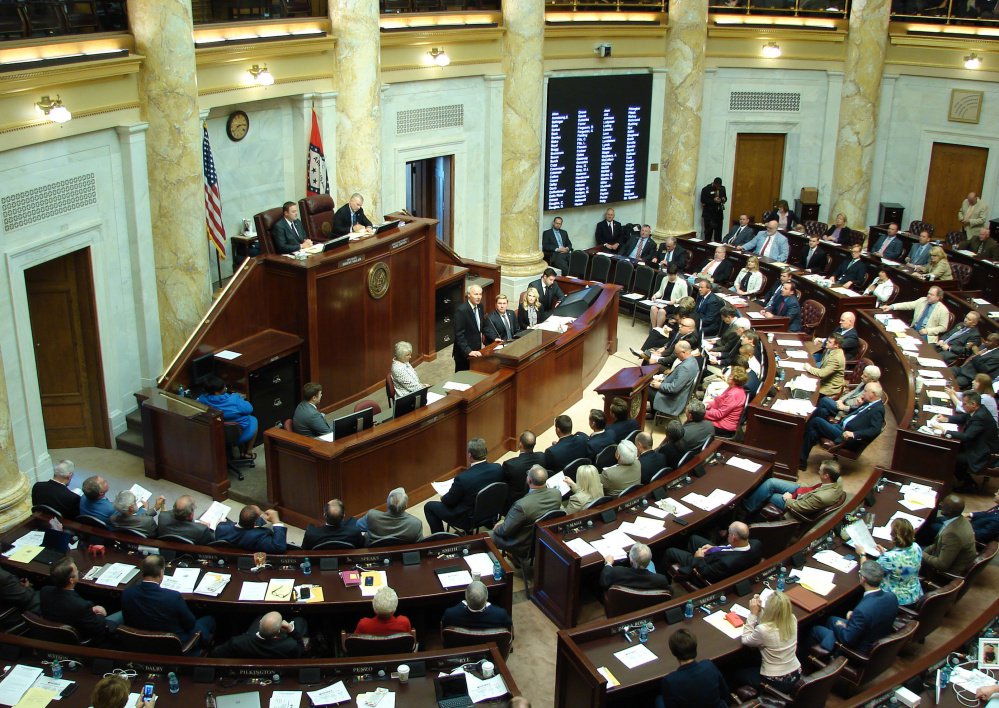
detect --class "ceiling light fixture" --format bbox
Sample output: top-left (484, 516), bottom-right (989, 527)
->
top-left (762, 42), bottom-right (782, 59)
top-left (429, 47), bottom-right (450, 67)
top-left (964, 52), bottom-right (982, 69)
top-left (35, 95), bottom-right (71, 123)
top-left (248, 64), bottom-right (274, 85)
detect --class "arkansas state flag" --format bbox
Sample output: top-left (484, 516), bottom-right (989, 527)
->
top-left (306, 109), bottom-right (329, 197)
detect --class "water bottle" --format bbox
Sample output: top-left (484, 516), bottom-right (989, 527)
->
top-left (940, 665), bottom-right (951, 687)
top-left (51, 660), bottom-right (62, 680)
top-left (492, 558), bottom-right (503, 581)
top-left (301, 557), bottom-right (311, 576)
top-left (638, 622), bottom-right (649, 644)
top-left (684, 601), bottom-right (694, 620)
top-left (168, 671), bottom-right (180, 694)
top-left (206, 692), bottom-right (217, 708)
top-left (776, 567), bottom-right (786, 592)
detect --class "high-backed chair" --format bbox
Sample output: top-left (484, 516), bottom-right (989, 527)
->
top-left (589, 255), bottom-right (612, 282)
top-left (310, 539), bottom-right (357, 550)
top-left (897, 578), bottom-right (962, 645)
top-left (736, 656), bottom-right (848, 708)
top-left (594, 444), bottom-right (618, 471)
top-left (448, 482), bottom-right (508, 535)
top-left (116, 625), bottom-right (201, 656)
top-left (253, 207), bottom-right (285, 255)
top-left (298, 195), bottom-right (335, 242)
top-left (950, 262), bottom-right (971, 288)
top-left (928, 540), bottom-right (997, 603)
top-left (748, 519), bottom-right (803, 556)
top-left (820, 420), bottom-right (885, 461)
top-left (562, 457), bottom-right (591, 481)
top-left (340, 629), bottom-right (417, 657)
top-left (908, 220), bottom-right (933, 236)
top-left (812, 620), bottom-right (919, 696)
top-left (224, 421), bottom-right (254, 481)
top-left (385, 374), bottom-right (396, 407)
top-left (507, 508), bottom-right (565, 594)
top-left (22, 611), bottom-right (88, 645)
top-left (567, 249), bottom-right (589, 279)
top-left (846, 338), bottom-right (868, 372)
top-left (843, 358), bottom-right (874, 388)
top-left (624, 265), bottom-right (656, 322)
top-left (604, 586), bottom-right (672, 619)
top-left (803, 220), bottom-right (828, 237)
top-left (611, 260), bottom-right (635, 291)
top-left (60, 1), bottom-right (100, 33)
top-left (30, 504), bottom-right (62, 517)
top-left (800, 299), bottom-right (826, 336)
top-left (946, 230), bottom-right (964, 247)
top-left (442, 626), bottom-right (513, 659)
top-left (353, 400), bottom-right (381, 414)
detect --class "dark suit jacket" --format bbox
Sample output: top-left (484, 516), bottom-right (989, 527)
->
top-left (441, 602), bottom-right (512, 630)
top-left (835, 589), bottom-right (899, 653)
top-left (544, 433), bottom-right (590, 472)
top-left (798, 244), bottom-right (829, 272)
top-left (947, 406), bottom-right (999, 474)
top-left (439, 462), bottom-right (504, 520)
top-left (837, 327), bottom-right (860, 362)
top-left (501, 451), bottom-right (546, 508)
top-left (655, 330), bottom-right (702, 369)
top-left (598, 564), bottom-right (671, 592)
top-left (528, 279), bottom-right (565, 311)
top-left (958, 236), bottom-right (999, 260)
top-left (595, 219), bottom-right (623, 247)
top-left (302, 519), bottom-right (364, 550)
top-left (714, 320), bottom-right (739, 351)
top-left (0, 568), bottom-right (39, 613)
top-left (452, 302), bottom-right (485, 369)
top-left (639, 450), bottom-right (668, 484)
top-left (970, 505), bottom-right (999, 543)
top-left (121, 581), bottom-right (199, 642)
top-left (770, 294), bottom-right (802, 332)
top-left (824, 225), bottom-right (856, 244)
top-left (607, 418), bottom-right (640, 443)
top-left (215, 521), bottom-right (288, 553)
top-left (658, 246), bottom-right (690, 272)
top-left (622, 234), bottom-right (657, 261)
top-left (210, 616), bottom-right (307, 659)
top-left (723, 224), bottom-right (755, 247)
top-left (332, 203), bottom-right (372, 236)
top-left (157, 515), bottom-right (215, 545)
top-left (835, 401), bottom-right (885, 451)
top-left (587, 430), bottom-right (616, 459)
top-left (953, 347), bottom-right (999, 386)
top-left (271, 218), bottom-right (306, 254)
top-left (39, 586), bottom-right (110, 641)
top-left (937, 325), bottom-right (980, 358)
top-left (690, 540), bottom-right (762, 583)
top-left (660, 660), bottom-right (729, 708)
top-left (835, 258), bottom-right (867, 287)
top-left (483, 309), bottom-right (519, 342)
top-left (542, 228), bottom-right (572, 263)
top-left (701, 258), bottom-right (733, 286)
top-left (872, 234), bottom-right (904, 260)
top-left (695, 292), bottom-right (724, 337)
top-left (31, 480), bottom-right (80, 518)
top-left (656, 441), bottom-right (685, 470)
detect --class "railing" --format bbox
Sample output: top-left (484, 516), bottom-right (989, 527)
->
top-left (0, 0), bottom-right (127, 41)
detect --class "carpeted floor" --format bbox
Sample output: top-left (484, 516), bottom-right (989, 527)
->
top-left (51, 312), bottom-right (998, 708)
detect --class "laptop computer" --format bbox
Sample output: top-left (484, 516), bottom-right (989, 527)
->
top-left (214, 692), bottom-right (262, 708)
top-left (435, 673), bottom-right (473, 708)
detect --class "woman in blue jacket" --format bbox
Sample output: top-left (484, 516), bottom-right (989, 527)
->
top-left (198, 374), bottom-right (258, 459)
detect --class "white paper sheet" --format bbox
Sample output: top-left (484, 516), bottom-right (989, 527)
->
top-left (613, 643), bottom-right (659, 669)
top-left (601, 529), bottom-right (637, 549)
top-left (194, 572), bottom-right (230, 597)
top-left (785, 349), bottom-right (809, 359)
top-left (729, 603), bottom-right (752, 618)
top-left (843, 520), bottom-right (881, 557)
top-left (306, 681), bottom-right (351, 706)
top-left (923, 404), bottom-right (954, 415)
top-left (359, 571), bottom-right (387, 597)
top-left (916, 357), bottom-right (947, 368)
top-left (546, 472), bottom-right (571, 497)
top-left (0, 666), bottom-right (43, 706)
top-left (776, 339), bottom-right (801, 346)
top-left (888, 510), bottom-right (925, 527)
top-left (590, 539), bottom-right (627, 561)
top-left (727, 457), bottom-right (762, 473)
top-left (465, 673), bottom-right (509, 703)
top-left (95, 563), bottom-right (137, 587)
top-left (872, 524), bottom-right (892, 541)
top-left (160, 567), bottom-right (201, 594)
top-left (918, 368), bottom-right (945, 379)
top-left (566, 538), bottom-right (599, 557)
top-left (426, 391), bottom-right (446, 405)
top-left (128, 483), bottom-right (153, 505)
top-left (431, 480), bottom-right (454, 497)
top-left (269, 691), bottom-right (303, 708)
top-left (438, 570), bottom-right (472, 589)
top-left (198, 500), bottom-right (231, 530)
top-left (777, 361), bottom-right (807, 371)
top-left (701, 489), bottom-right (736, 509)
top-left (9, 531), bottom-right (45, 549)
top-left (703, 610), bottom-right (744, 639)
top-left (814, 549), bottom-right (859, 572)
top-left (463, 553), bottom-right (495, 578)
top-left (789, 567), bottom-right (836, 596)
top-left (442, 381), bottom-right (471, 391)
top-left (28, 676), bottom-right (72, 698)
top-left (357, 691), bottom-right (395, 708)
top-left (642, 505), bottom-right (669, 519)
top-left (215, 350), bottom-right (241, 360)
top-left (239, 581), bottom-right (268, 601)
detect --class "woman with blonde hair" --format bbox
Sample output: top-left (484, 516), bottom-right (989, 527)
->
top-left (518, 287), bottom-right (548, 329)
top-left (825, 212), bottom-right (850, 243)
top-left (856, 518), bottom-right (923, 607)
top-left (563, 465), bottom-right (603, 514)
top-left (917, 246), bottom-right (953, 281)
top-left (738, 590), bottom-right (801, 691)
top-left (732, 256), bottom-right (764, 297)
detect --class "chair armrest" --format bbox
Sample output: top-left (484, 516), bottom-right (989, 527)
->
top-left (836, 642), bottom-right (867, 663)
top-left (760, 682), bottom-right (795, 706)
top-left (734, 686), bottom-right (759, 702)
top-left (180, 631), bottom-right (202, 655)
top-left (759, 503), bottom-right (785, 521)
top-left (668, 563), bottom-right (688, 579)
top-left (898, 605), bottom-right (918, 619)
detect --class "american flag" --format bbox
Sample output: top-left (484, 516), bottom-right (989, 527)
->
top-left (203, 122), bottom-right (226, 259)
top-left (306, 108), bottom-right (329, 197)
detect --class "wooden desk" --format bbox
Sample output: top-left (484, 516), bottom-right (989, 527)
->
top-left (552, 469), bottom-right (939, 707)
top-left (532, 440), bottom-right (775, 629)
top-left (0, 636), bottom-right (520, 707)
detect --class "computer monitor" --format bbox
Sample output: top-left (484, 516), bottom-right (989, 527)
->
top-left (331, 408), bottom-right (374, 440)
top-left (190, 353), bottom-right (215, 389)
top-left (322, 235), bottom-right (350, 252)
top-left (394, 386), bottom-right (430, 418)
top-left (375, 220), bottom-right (402, 234)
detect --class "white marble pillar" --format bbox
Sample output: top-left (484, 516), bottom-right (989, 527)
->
top-left (0, 350), bottom-right (31, 532)
top-left (496, 1), bottom-right (546, 278)
top-left (829, 0), bottom-right (891, 230)
top-left (655, 0), bottom-right (708, 239)
top-left (329, 0), bottom-right (381, 215)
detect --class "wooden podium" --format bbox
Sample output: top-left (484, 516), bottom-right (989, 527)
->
top-left (594, 364), bottom-right (660, 430)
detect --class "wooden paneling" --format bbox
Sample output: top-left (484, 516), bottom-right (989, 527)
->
top-left (731, 133), bottom-right (786, 226)
top-left (923, 142), bottom-right (988, 234)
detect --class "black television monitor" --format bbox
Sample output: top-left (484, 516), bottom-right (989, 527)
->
top-left (331, 408), bottom-right (374, 440)
top-left (322, 235), bottom-right (350, 252)
top-left (190, 353), bottom-right (215, 385)
top-left (394, 386), bottom-right (430, 418)
top-left (552, 285), bottom-right (601, 317)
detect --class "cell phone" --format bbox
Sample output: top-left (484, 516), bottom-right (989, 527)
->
top-left (364, 576), bottom-right (374, 586)
top-left (142, 684), bottom-right (155, 701)
top-left (299, 586), bottom-right (312, 600)
top-left (671, 516), bottom-right (688, 526)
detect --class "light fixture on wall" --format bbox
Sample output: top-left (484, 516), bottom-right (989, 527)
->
top-left (248, 64), bottom-right (275, 85)
top-left (761, 42), bottom-right (781, 59)
top-left (428, 48), bottom-right (450, 67)
top-left (964, 52), bottom-right (983, 69)
top-left (35, 95), bottom-right (72, 123)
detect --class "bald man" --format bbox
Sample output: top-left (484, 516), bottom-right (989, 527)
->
top-left (453, 284), bottom-right (485, 372)
top-left (210, 611), bottom-right (309, 659)
top-left (662, 522), bottom-right (761, 584)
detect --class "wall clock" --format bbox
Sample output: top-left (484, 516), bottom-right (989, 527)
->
top-left (226, 110), bottom-right (250, 141)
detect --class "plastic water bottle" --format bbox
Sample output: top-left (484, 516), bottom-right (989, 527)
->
top-left (776, 567), bottom-right (787, 592)
top-left (940, 665), bottom-right (951, 687)
top-left (168, 671), bottom-right (180, 694)
top-left (51, 660), bottom-right (62, 680)
top-left (684, 601), bottom-right (694, 620)
top-left (638, 623), bottom-right (649, 644)
top-left (301, 557), bottom-right (311, 576)
top-left (206, 692), bottom-right (217, 708)
top-left (492, 558), bottom-right (503, 581)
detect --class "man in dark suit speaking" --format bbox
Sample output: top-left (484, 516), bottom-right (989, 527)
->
top-left (453, 284), bottom-right (485, 372)
top-left (332, 192), bottom-right (373, 236)
top-left (424, 438), bottom-right (503, 533)
top-left (272, 201), bottom-right (312, 254)
top-left (542, 216), bottom-right (572, 273)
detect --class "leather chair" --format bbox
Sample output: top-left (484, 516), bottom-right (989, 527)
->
top-left (617, 484), bottom-right (642, 498)
top-left (224, 421), bottom-right (254, 481)
top-left (22, 611), bottom-right (89, 645)
top-left (625, 266), bottom-right (656, 322)
top-left (340, 629), bottom-right (417, 657)
top-left (442, 625), bottom-right (513, 659)
top-left (30, 504), bottom-right (62, 517)
top-left (310, 539), bottom-right (357, 550)
top-left (950, 262), bottom-right (971, 288)
top-left (354, 400), bottom-right (381, 414)
top-left (298, 195), bottom-right (335, 243)
top-left (784, 491), bottom-right (846, 525)
top-left (809, 620), bottom-right (918, 696)
top-left (908, 220), bottom-right (934, 236)
top-left (604, 585), bottom-right (671, 619)
top-left (802, 220), bottom-right (828, 237)
top-left (158, 533), bottom-right (195, 544)
top-left (422, 531), bottom-right (460, 542)
top-left (115, 625), bottom-right (202, 656)
top-left (946, 230), bottom-right (965, 248)
top-left (736, 656), bottom-right (848, 707)
top-left (568, 249), bottom-right (589, 279)
top-left (748, 519), bottom-right (803, 556)
top-left (927, 540), bottom-right (997, 603)
top-left (562, 457), bottom-right (591, 481)
top-left (800, 300), bottom-right (825, 336)
top-left (590, 255), bottom-right (612, 282)
top-left (843, 358), bottom-right (874, 388)
top-left (846, 338), bottom-right (868, 373)
top-left (448, 482), bottom-right (508, 535)
top-left (283, 418), bottom-right (294, 432)
top-left (896, 578), bottom-right (962, 645)
top-left (366, 536), bottom-right (406, 548)
top-left (0, 606), bottom-right (26, 634)
top-left (506, 508), bottom-right (565, 594)
top-left (76, 514), bottom-right (108, 530)
top-left (594, 444), bottom-right (618, 471)
top-left (584, 495), bottom-right (612, 510)
top-left (611, 260), bottom-right (634, 291)
top-left (385, 373), bottom-right (396, 407)
top-left (820, 420), bottom-right (886, 462)
top-left (253, 207), bottom-right (285, 255)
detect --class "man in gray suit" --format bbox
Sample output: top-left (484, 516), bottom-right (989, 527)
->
top-left (650, 342), bottom-right (699, 418)
top-left (490, 465), bottom-right (561, 557)
top-left (359, 488), bottom-right (423, 545)
top-left (109, 490), bottom-right (165, 536)
top-left (936, 311), bottom-right (982, 364)
top-left (600, 440), bottom-right (642, 496)
top-left (292, 382), bottom-right (332, 437)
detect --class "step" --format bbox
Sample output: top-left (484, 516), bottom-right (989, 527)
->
top-left (115, 428), bottom-right (144, 458)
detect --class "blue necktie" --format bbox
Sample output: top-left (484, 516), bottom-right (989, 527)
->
top-left (554, 230), bottom-right (563, 248)
top-left (914, 303), bottom-right (934, 331)
top-left (351, 211), bottom-right (357, 227)
top-left (946, 327), bottom-right (967, 344)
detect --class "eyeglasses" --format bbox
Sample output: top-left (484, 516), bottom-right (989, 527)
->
top-left (104, 669), bottom-right (138, 679)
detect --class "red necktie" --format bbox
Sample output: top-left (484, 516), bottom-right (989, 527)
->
top-left (761, 237), bottom-right (772, 256)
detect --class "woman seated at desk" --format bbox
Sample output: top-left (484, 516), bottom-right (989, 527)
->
top-left (704, 367), bottom-right (749, 437)
top-left (863, 269), bottom-right (896, 305)
top-left (732, 256), bottom-right (764, 297)
top-left (197, 374), bottom-right (258, 459)
top-left (650, 265), bottom-right (689, 328)
top-left (391, 340), bottom-right (424, 397)
top-left (915, 246), bottom-right (953, 281)
top-left (824, 212), bottom-right (852, 244)
top-left (563, 465), bottom-right (603, 514)
top-left (517, 287), bottom-right (549, 329)
top-left (855, 518), bottom-right (923, 608)
top-left (946, 373), bottom-right (998, 424)
top-left (763, 199), bottom-right (798, 231)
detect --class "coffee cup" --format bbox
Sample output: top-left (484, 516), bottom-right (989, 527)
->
top-left (481, 661), bottom-right (494, 678)
top-left (397, 664), bottom-right (410, 683)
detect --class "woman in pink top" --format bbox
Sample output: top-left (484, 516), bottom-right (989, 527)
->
top-left (704, 367), bottom-right (748, 436)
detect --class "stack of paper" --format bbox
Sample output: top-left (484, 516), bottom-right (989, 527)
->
top-left (566, 538), bottom-right (598, 557)
top-left (778, 360), bottom-right (807, 371)
top-left (789, 375), bottom-right (819, 393)
top-left (919, 369), bottom-right (945, 379)
top-left (776, 339), bottom-right (802, 346)
top-left (727, 457), bottom-right (762, 473)
top-left (916, 357), bottom-right (947, 368)
top-left (0, 666), bottom-right (43, 706)
top-left (814, 549), bottom-right (859, 572)
top-left (198, 500), bottom-right (231, 530)
top-left (306, 682), bottom-right (351, 706)
top-left (784, 349), bottom-right (809, 359)
top-left (194, 572), bottom-right (230, 597)
top-left (546, 471), bottom-right (571, 496)
top-left (843, 520), bottom-right (880, 557)
top-left (617, 516), bottom-right (666, 540)
top-left (465, 673), bottom-right (510, 703)
top-left (831, 287), bottom-right (860, 296)
top-left (681, 489), bottom-right (734, 511)
top-left (4, 546), bottom-right (44, 563)
top-left (464, 553), bottom-right (495, 578)
top-left (95, 563), bottom-right (139, 587)
top-left (613, 643), bottom-right (658, 669)
top-left (269, 690), bottom-right (303, 708)
top-left (160, 567), bottom-right (201, 594)
top-left (884, 319), bottom-right (909, 333)
top-left (772, 399), bottom-right (816, 417)
top-left (357, 691), bottom-right (395, 708)
top-left (431, 479), bottom-right (454, 497)
top-left (239, 582), bottom-right (268, 601)
top-left (442, 381), bottom-right (471, 392)
top-left (360, 570), bottom-right (388, 597)
top-left (437, 569), bottom-right (472, 589)
top-left (923, 404), bottom-right (953, 415)
top-left (789, 566), bottom-right (836, 595)
top-left (265, 578), bottom-right (296, 601)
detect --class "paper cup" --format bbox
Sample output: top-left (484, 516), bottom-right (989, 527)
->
top-left (481, 661), bottom-right (494, 678)
top-left (398, 664), bottom-right (410, 683)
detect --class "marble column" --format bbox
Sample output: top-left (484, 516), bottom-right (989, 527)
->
top-left (0, 350), bottom-right (31, 532)
top-left (495, 0), bottom-right (546, 278)
top-left (128, 0), bottom-right (211, 363)
top-left (829, 0), bottom-right (891, 230)
top-left (330, 0), bottom-right (381, 216)
top-left (655, 0), bottom-right (708, 239)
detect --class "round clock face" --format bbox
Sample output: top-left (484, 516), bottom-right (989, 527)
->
top-left (227, 111), bottom-right (249, 141)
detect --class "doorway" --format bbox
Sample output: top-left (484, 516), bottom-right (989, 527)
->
top-left (406, 155), bottom-right (454, 247)
top-left (730, 133), bottom-right (787, 227)
top-left (923, 142), bottom-right (988, 235)
top-left (24, 248), bottom-right (109, 448)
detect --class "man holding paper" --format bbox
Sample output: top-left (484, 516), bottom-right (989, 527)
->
top-left (598, 542), bottom-right (670, 593)
top-left (742, 460), bottom-right (843, 519)
top-left (490, 465), bottom-right (561, 557)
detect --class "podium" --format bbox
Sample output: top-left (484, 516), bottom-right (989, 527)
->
top-left (594, 364), bottom-right (660, 430)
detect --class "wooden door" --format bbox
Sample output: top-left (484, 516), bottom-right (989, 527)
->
top-left (25, 249), bottom-right (109, 448)
top-left (406, 155), bottom-right (454, 248)
top-left (731, 133), bottom-right (786, 227)
top-left (923, 143), bottom-right (988, 235)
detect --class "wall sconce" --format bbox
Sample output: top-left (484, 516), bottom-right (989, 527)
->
top-left (36, 95), bottom-right (72, 123)
top-left (761, 42), bottom-right (781, 59)
top-left (964, 53), bottom-right (982, 69)
top-left (248, 64), bottom-right (274, 85)
top-left (428, 48), bottom-right (450, 67)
